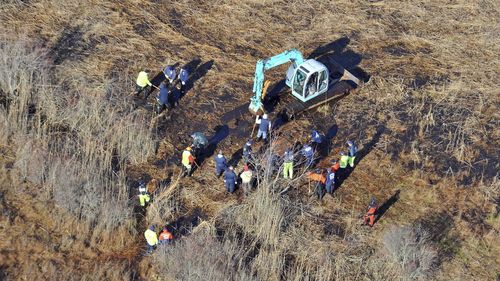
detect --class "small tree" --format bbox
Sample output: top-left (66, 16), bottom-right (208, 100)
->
top-left (383, 225), bottom-right (437, 280)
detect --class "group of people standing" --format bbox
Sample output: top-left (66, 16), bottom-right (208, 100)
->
top-left (135, 180), bottom-right (175, 254)
top-left (135, 64), bottom-right (190, 114)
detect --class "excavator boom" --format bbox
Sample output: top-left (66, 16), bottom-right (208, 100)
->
top-left (249, 49), bottom-right (305, 114)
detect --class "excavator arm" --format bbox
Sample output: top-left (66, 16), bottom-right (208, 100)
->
top-left (249, 49), bottom-right (305, 114)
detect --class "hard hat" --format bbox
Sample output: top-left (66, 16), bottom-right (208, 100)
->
top-left (246, 139), bottom-right (253, 145)
top-left (263, 113), bottom-right (268, 119)
top-left (229, 166), bottom-right (234, 170)
top-left (340, 151), bottom-right (345, 156)
top-left (347, 141), bottom-right (353, 146)
top-left (331, 159), bottom-right (338, 164)
top-left (218, 150), bottom-right (223, 155)
top-left (315, 168), bottom-right (321, 173)
top-left (186, 146), bottom-right (192, 151)
top-left (149, 225), bottom-right (156, 231)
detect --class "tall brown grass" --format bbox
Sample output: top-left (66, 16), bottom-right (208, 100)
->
top-left (0, 37), bottom-right (154, 279)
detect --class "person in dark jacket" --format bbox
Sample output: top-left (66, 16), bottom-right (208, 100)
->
top-left (301, 143), bottom-right (315, 168)
top-left (242, 139), bottom-right (253, 164)
top-left (178, 68), bottom-right (189, 94)
top-left (346, 140), bottom-right (357, 167)
top-left (156, 81), bottom-right (170, 114)
top-left (214, 151), bottom-right (227, 177)
top-left (325, 168), bottom-right (336, 194)
top-left (164, 65), bottom-right (177, 82)
top-left (224, 166), bottom-right (237, 193)
top-left (310, 130), bottom-right (324, 151)
top-left (256, 113), bottom-right (271, 142)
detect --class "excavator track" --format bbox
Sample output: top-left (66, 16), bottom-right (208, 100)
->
top-left (283, 80), bottom-right (355, 118)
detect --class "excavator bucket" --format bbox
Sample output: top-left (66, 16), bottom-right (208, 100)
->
top-left (340, 69), bottom-right (362, 86)
top-left (261, 80), bottom-right (271, 100)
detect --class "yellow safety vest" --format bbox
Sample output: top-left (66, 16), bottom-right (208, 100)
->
top-left (139, 193), bottom-right (150, 206)
top-left (339, 155), bottom-right (349, 168)
top-left (144, 229), bottom-right (158, 246)
top-left (136, 71), bottom-right (152, 87)
top-left (182, 150), bottom-right (192, 167)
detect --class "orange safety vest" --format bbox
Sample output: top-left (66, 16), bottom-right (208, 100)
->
top-left (307, 172), bottom-right (326, 184)
top-left (159, 230), bottom-right (174, 241)
top-left (366, 207), bottom-right (377, 216)
top-left (331, 163), bottom-right (340, 173)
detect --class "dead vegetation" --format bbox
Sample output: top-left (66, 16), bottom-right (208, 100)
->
top-left (0, 0), bottom-right (499, 280)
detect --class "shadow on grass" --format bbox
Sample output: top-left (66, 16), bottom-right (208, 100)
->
top-left (374, 189), bottom-right (400, 224)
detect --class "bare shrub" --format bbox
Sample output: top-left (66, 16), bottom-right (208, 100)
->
top-left (151, 226), bottom-right (255, 281)
top-left (383, 225), bottom-right (437, 280)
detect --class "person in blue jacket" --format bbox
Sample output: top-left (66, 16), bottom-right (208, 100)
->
top-left (325, 168), bottom-right (336, 193)
top-left (178, 68), bottom-right (189, 94)
top-left (224, 166), bottom-right (237, 193)
top-left (256, 114), bottom-right (271, 142)
top-left (242, 139), bottom-right (253, 163)
top-left (311, 130), bottom-right (323, 144)
top-left (156, 81), bottom-right (170, 114)
top-left (301, 143), bottom-right (315, 167)
top-left (214, 150), bottom-right (227, 178)
top-left (163, 65), bottom-right (177, 85)
top-left (346, 140), bottom-right (357, 167)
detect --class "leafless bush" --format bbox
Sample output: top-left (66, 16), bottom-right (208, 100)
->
top-left (383, 225), bottom-right (437, 280)
top-left (151, 226), bottom-right (255, 281)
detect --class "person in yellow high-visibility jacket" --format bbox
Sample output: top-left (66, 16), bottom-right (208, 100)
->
top-left (136, 69), bottom-right (152, 97)
top-left (138, 191), bottom-right (150, 207)
top-left (144, 225), bottom-right (158, 253)
top-left (339, 152), bottom-right (349, 169)
top-left (182, 147), bottom-right (195, 177)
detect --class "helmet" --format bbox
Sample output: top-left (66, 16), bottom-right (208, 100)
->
top-left (331, 159), bottom-right (337, 164)
top-left (218, 150), bottom-right (223, 155)
top-left (340, 151), bottom-right (345, 156)
top-left (263, 113), bottom-right (268, 119)
top-left (246, 139), bottom-right (253, 146)
top-left (347, 140), bottom-right (353, 146)
top-left (229, 166), bottom-right (234, 170)
top-left (149, 225), bottom-right (156, 231)
top-left (315, 168), bottom-right (322, 173)
top-left (186, 146), bottom-right (192, 151)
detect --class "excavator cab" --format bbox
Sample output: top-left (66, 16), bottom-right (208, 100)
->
top-left (289, 59), bottom-right (329, 102)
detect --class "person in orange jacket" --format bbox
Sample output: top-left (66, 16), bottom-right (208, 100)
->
top-left (181, 146), bottom-right (196, 177)
top-left (307, 168), bottom-right (326, 200)
top-left (159, 226), bottom-right (174, 245)
top-left (364, 197), bottom-right (378, 227)
top-left (330, 160), bottom-right (340, 173)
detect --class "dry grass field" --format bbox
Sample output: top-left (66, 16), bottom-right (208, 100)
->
top-left (0, 0), bottom-right (499, 280)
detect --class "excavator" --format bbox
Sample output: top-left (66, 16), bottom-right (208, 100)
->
top-left (248, 48), bottom-right (364, 117)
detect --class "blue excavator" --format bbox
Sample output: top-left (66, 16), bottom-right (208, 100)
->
top-left (248, 48), bottom-right (363, 116)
